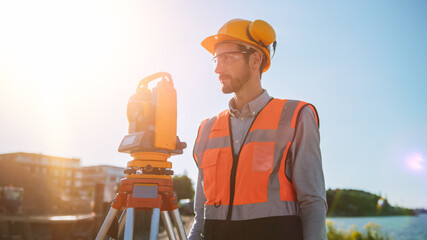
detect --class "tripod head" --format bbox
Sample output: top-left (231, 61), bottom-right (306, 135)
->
top-left (118, 72), bottom-right (186, 177)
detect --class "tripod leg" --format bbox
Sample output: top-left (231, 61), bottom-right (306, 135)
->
top-left (124, 208), bottom-right (135, 240)
top-left (161, 211), bottom-right (177, 240)
top-left (150, 208), bottom-right (161, 240)
top-left (171, 209), bottom-right (187, 240)
top-left (114, 209), bottom-right (127, 240)
top-left (96, 207), bottom-right (120, 240)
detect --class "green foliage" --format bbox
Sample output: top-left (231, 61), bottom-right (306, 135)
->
top-left (172, 174), bottom-right (195, 201)
top-left (327, 220), bottom-right (394, 240)
top-left (327, 189), bottom-right (415, 217)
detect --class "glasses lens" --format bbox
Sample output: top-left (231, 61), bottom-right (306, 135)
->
top-left (212, 51), bottom-right (248, 67)
top-left (212, 56), bottom-right (219, 66)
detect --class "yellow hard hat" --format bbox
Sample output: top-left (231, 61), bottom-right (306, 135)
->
top-left (202, 18), bottom-right (277, 73)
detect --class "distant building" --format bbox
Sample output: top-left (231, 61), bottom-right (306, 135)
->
top-left (82, 165), bottom-right (125, 202)
top-left (0, 152), bottom-right (124, 213)
top-left (0, 152), bottom-right (83, 196)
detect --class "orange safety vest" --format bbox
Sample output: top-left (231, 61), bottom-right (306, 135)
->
top-left (193, 99), bottom-right (319, 222)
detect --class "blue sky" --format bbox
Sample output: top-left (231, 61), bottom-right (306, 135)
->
top-left (0, 0), bottom-right (426, 208)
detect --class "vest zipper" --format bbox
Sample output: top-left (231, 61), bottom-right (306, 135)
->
top-left (226, 98), bottom-right (274, 221)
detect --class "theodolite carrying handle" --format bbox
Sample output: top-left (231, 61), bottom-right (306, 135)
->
top-left (137, 72), bottom-right (174, 90)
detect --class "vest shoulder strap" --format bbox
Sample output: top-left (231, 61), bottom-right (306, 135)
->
top-left (290, 101), bottom-right (319, 128)
top-left (249, 98), bottom-right (285, 131)
top-left (193, 118), bottom-right (209, 165)
top-left (193, 109), bottom-right (230, 166)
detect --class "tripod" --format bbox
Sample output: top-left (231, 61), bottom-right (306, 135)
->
top-left (95, 153), bottom-right (187, 240)
top-left (95, 72), bottom-right (188, 240)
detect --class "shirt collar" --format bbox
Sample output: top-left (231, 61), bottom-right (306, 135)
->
top-left (229, 90), bottom-right (271, 118)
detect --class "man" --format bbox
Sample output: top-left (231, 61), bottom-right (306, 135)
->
top-left (189, 19), bottom-right (327, 240)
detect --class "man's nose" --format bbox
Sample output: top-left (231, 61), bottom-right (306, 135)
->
top-left (214, 61), bottom-right (224, 74)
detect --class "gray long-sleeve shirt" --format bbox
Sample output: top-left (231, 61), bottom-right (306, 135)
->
top-left (188, 90), bottom-right (327, 240)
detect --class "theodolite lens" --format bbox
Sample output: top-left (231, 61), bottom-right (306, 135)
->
top-left (127, 98), bottom-right (144, 122)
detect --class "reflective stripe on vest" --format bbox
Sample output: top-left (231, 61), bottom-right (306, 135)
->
top-left (193, 99), bottom-right (319, 221)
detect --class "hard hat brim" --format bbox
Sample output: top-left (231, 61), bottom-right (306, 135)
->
top-left (201, 34), bottom-right (271, 72)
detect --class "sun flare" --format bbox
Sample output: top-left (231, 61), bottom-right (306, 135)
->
top-left (405, 153), bottom-right (424, 171)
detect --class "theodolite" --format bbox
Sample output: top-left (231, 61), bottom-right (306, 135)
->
top-left (96, 72), bottom-right (187, 240)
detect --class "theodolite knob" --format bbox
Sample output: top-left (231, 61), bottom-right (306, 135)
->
top-left (176, 141), bottom-right (187, 150)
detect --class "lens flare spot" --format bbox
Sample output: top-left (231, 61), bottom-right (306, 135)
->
top-left (377, 198), bottom-right (385, 206)
top-left (405, 153), bottom-right (424, 171)
top-left (376, 197), bottom-right (385, 210)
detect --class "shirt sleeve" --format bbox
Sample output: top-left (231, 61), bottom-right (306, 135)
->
top-left (290, 106), bottom-right (328, 240)
top-left (188, 165), bottom-right (206, 240)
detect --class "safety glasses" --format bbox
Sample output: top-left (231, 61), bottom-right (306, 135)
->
top-left (212, 51), bottom-right (252, 67)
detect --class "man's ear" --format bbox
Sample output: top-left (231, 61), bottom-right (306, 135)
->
top-left (250, 51), bottom-right (263, 71)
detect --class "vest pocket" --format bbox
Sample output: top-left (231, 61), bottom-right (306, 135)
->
top-left (201, 148), bottom-right (219, 204)
top-left (252, 142), bottom-right (275, 172)
top-left (201, 148), bottom-right (231, 205)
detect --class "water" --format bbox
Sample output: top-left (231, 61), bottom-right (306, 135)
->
top-left (327, 214), bottom-right (427, 240)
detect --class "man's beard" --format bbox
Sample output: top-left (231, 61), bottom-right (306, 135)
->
top-left (220, 64), bottom-right (251, 94)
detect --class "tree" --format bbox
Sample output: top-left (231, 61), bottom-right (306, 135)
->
top-left (172, 174), bottom-right (195, 201)
top-left (326, 188), bottom-right (415, 217)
